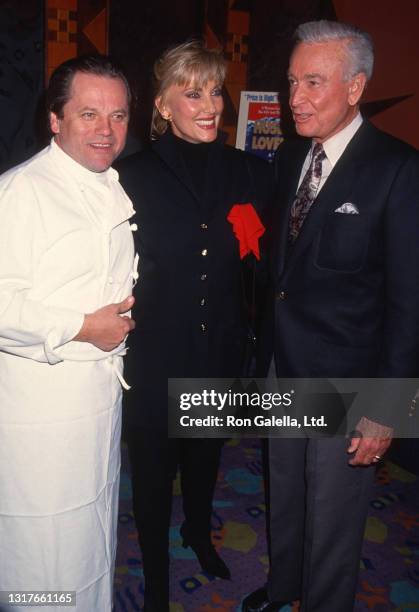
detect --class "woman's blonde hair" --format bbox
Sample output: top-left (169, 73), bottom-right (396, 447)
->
top-left (151, 40), bottom-right (226, 140)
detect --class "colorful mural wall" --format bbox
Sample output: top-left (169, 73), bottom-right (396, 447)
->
top-left (45, 0), bottom-right (109, 79)
top-left (0, 0), bottom-right (417, 174)
top-left (205, 0), bottom-right (251, 145)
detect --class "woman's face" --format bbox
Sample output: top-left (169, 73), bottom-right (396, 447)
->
top-left (157, 79), bottom-right (224, 144)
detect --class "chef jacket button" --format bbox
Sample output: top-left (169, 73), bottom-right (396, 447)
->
top-left (200, 298), bottom-right (206, 306)
top-left (201, 273), bottom-right (207, 281)
top-left (200, 223), bottom-right (208, 230)
top-left (201, 248), bottom-right (208, 256)
top-left (133, 271), bottom-right (139, 280)
top-left (130, 223), bottom-right (138, 231)
top-left (201, 323), bottom-right (207, 332)
top-left (108, 276), bottom-right (113, 284)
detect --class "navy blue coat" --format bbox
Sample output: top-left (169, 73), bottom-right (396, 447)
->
top-left (116, 131), bottom-right (273, 427)
top-left (261, 120), bottom-right (419, 426)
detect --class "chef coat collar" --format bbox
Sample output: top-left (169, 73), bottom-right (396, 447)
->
top-left (50, 138), bottom-right (119, 186)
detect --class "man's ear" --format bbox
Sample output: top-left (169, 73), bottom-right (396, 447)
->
top-left (348, 72), bottom-right (367, 106)
top-left (49, 112), bottom-right (60, 135)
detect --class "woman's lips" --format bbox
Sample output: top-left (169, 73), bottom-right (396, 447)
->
top-left (195, 118), bottom-right (217, 129)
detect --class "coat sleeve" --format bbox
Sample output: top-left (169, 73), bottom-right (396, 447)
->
top-left (365, 147), bottom-right (419, 427)
top-left (379, 148), bottom-right (419, 377)
top-left (0, 175), bottom-right (85, 365)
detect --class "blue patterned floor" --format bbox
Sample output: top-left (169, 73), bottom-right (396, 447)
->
top-left (114, 439), bottom-right (419, 611)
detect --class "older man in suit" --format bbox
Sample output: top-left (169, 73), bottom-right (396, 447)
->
top-left (243, 20), bottom-right (419, 612)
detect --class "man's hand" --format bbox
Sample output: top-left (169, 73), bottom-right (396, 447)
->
top-left (347, 416), bottom-right (393, 466)
top-left (73, 296), bottom-right (135, 352)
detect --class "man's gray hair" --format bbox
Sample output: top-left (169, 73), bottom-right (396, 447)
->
top-left (295, 20), bottom-right (374, 81)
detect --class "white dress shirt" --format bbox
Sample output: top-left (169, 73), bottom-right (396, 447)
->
top-left (297, 113), bottom-right (363, 193)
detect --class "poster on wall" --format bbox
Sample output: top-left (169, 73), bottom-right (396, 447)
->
top-left (235, 91), bottom-right (283, 162)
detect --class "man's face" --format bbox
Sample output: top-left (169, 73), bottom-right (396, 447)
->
top-left (288, 40), bottom-right (365, 143)
top-left (50, 72), bottom-right (129, 172)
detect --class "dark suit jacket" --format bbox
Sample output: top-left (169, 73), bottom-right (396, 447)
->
top-left (116, 131), bottom-right (273, 427)
top-left (262, 120), bottom-right (419, 426)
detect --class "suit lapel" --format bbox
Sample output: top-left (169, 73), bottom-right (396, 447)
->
top-left (274, 141), bottom-right (310, 280)
top-left (279, 121), bottom-right (369, 281)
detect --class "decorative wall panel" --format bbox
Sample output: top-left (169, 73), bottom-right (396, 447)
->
top-left (45, 0), bottom-right (109, 80)
top-left (205, 0), bottom-right (251, 145)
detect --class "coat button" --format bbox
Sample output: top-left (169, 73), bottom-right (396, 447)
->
top-left (201, 248), bottom-right (208, 256)
top-left (200, 298), bottom-right (206, 306)
top-left (201, 323), bottom-right (207, 332)
top-left (277, 290), bottom-right (286, 300)
top-left (200, 223), bottom-right (208, 230)
top-left (201, 273), bottom-right (207, 281)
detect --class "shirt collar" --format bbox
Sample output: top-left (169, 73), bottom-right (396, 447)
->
top-left (318, 113), bottom-right (363, 168)
top-left (50, 137), bottom-right (119, 185)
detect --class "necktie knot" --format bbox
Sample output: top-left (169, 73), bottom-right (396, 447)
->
top-left (312, 142), bottom-right (326, 162)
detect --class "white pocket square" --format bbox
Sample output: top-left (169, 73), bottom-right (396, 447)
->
top-left (334, 202), bottom-right (359, 214)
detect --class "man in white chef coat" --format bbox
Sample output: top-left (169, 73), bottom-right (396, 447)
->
top-left (0, 55), bottom-right (136, 611)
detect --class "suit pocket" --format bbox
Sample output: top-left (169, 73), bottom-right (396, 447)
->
top-left (315, 213), bottom-right (369, 272)
top-left (313, 337), bottom-right (379, 377)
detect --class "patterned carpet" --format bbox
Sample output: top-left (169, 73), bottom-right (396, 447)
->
top-left (114, 439), bottom-right (419, 612)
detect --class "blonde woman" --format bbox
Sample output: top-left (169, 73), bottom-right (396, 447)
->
top-left (117, 41), bottom-right (272, 611)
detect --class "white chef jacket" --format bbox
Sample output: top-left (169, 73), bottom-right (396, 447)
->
top-left (0, 139), bottom-right (136, 611)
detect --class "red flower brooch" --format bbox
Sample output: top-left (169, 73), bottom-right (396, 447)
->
top-left (227, 203), bottom-right (265, 260)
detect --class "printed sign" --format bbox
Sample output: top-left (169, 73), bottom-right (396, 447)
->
top-left (236, 91), bottom-right (283, 161)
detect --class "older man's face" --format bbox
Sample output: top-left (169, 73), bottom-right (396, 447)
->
top-left (288, 40), bottom-right (364, 143)
top-left (50, 72), bottom-right (129, 172)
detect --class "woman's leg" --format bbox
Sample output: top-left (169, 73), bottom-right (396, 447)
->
top-left (126, 426), bottom-right (177, 611)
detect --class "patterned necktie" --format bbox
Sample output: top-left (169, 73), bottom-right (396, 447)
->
top-left (289, 143), bottom-right (326, 243)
